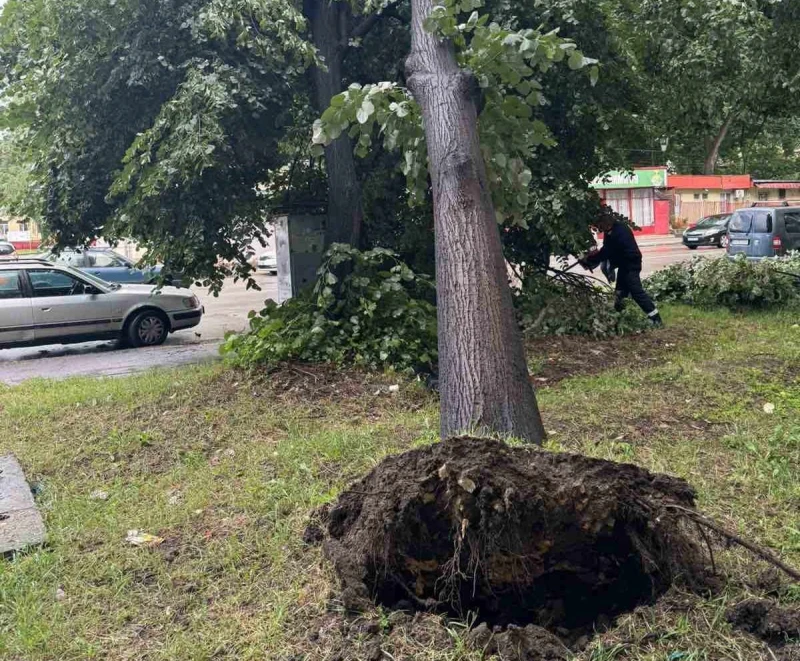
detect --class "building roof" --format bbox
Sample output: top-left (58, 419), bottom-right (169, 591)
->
top-left (752, 180), bottom-right (800, 189)
top-left (668, 174), bottom-right (752, 190)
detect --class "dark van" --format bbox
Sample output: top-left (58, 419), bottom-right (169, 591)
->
top-left (727, 206), bottom-right (800, 259)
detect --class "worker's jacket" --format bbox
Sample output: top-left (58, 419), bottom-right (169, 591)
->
top-left (585, 221), bottom-right (642, 270)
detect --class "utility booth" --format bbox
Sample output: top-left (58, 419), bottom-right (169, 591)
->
top-left (274, 214), bottom-right (326, 303)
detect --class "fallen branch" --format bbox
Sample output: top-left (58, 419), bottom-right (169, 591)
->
top-left (665, 503), bottom-right (800, 583)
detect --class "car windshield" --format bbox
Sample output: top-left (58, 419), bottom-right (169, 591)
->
top-left (695, 216), bottom-right (728, 228)
top-left (56, 264), bottom-right (118, 291)
top-left (91, 250), bottom-right (133, 267)
top-left (730, 210), bottom-right (772, 234)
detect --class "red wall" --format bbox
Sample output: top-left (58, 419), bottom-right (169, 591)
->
top-left (668, 174), bottom-right (752, 190)
top-left (654, 199), bottom-right (670, 234)
top-left (10, 240), bottom-right (42, 250)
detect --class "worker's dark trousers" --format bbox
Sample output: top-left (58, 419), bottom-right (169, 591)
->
top-left (615, 267), bottom-right (658, 317)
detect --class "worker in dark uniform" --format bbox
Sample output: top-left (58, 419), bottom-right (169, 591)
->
top-left (580, 215), bottom-right (663, 327)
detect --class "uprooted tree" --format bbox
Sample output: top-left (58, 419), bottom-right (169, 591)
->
top-left (405, 0), bottom-right (542, 440)
top-left (312, 0), bottom-right (601, 441)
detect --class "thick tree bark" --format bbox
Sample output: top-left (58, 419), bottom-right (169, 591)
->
top-left (405, 0), bottom-right (546, 443)
top-left (304, 0), bottom-right (364, 248)
top-left (703, 114), bottom-right (735, 175)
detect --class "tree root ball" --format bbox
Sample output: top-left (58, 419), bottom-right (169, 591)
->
top-left (320, 437), bottom-right (709, 646)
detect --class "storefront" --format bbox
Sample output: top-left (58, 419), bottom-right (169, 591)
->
top-left (590, 167), bottom-right (671, 235)
top-left (0, 217), bottom-right (43, 250)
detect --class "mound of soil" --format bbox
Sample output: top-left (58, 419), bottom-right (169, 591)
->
top-left (320, 437), bottom-right (707, 650)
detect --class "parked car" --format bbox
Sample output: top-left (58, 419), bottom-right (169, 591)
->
top-left (43, 248), bottom-right (182, 285)
top-left (0, 241), bottom-right (17, 262)
top-left (727, 206), bottom-right (800, 259)
top-left (257, 253), bottom-right (278, 275)
top-left (0, 259), bottom-right (203, 350)
top-left (682, 213), bottom-right (731, 249)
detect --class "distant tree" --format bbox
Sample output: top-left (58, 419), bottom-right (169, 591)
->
top-left (611, 0), bottom-right (800, 175)
top-left (0, 132), bottom-right (32, 215)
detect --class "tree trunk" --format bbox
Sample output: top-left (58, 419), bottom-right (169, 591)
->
top-left (703, 114), bottom-right (735, 175)
top-left (304, 0), bottom-right (364, 248)
top-left (405, 0), bottom-right (546, 443)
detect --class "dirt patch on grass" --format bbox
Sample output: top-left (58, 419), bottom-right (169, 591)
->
top-left (249, 362), bottom-right (432, 418)
top-left (727, 599), bottom-right (800, 647)
top-left (299, 610), bottom-right (457, 661)
top-left (317, 437), bottom-right (710, 656)
top-left (527, 328), bottom-right (689, 387)
top-left (613, 413), bottom-right (728, 444)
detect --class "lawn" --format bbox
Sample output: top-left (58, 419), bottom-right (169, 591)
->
top-left (1, 304), bottom-right (799, 660)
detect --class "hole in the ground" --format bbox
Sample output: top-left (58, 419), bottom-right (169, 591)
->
top-left (367, 498), bottom-right (666, 643)
top-left (323, 437), bottom-right (707, 652)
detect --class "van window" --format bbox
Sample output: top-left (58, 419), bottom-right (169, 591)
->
top-left (753, 213), bottom-right (772, 233)
top-left (730, 212), bottom-right (752, 233)
top-left (730, 211), bottom-right (772, 234)
top-left (785, 212), bottom-right (800, 234)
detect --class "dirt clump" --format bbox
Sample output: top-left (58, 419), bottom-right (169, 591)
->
top-left (727, 598), bottom-right (800, 646)
top-left (320, 436), bottom-right (708, 648)
top-left (468, 621), bottom-right (570, 661)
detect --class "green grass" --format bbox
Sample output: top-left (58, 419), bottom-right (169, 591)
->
top-left (1, 304), bottom-right (799, 660)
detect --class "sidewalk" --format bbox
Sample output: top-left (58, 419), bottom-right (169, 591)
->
top-left (635, 234), bottom-right (682, 248)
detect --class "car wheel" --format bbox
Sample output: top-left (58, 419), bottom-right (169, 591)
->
top-left (719, 235), bottom-right (729, 249)
top-left (688, 245), bottom-right (698, 250)
top-left (127, 309), bottom-right (169, 347)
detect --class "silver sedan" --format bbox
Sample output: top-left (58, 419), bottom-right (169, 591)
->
top-left (0, 259), bottom-right (203, 350)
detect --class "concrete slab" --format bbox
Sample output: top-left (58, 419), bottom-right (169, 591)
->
top-left (0, 454), bottom-right (46, 554)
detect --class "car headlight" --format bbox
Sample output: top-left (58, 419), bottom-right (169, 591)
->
top-left (182, 296), bottom-right (199, 309)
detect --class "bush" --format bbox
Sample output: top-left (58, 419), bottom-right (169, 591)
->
top-left (644, 261), bottom-right (695, 303)
top-left (222, 245), bottom-right (437, 373)
top-left (514, 272), bottom-right (651, 339)
top-left (644, 255), bottom-right (800, 309)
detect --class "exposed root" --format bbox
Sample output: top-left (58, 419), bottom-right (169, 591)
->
top-left (664, 503), bottom-right (800, 583)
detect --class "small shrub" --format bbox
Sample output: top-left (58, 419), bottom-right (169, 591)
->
top-left (222, 245), bottom-right (437, 373)
top-left (644, 255), bottom-right (800, 309)
top-left (644, 260), bottom-right (696, 303)
top-left (515, 273), bottom-right (651, 339)
top-left (692, 257), bottom-right (797, 308)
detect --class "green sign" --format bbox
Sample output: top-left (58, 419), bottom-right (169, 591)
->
top-left (591, 168), bottom-right (667, 189)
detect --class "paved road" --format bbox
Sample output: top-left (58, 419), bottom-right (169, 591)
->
top-left (565, 235), bottom-right (720, 278)
top-left (638, 237), bottom-right (721, 276)
top-left (0, 238), bottom-right (715, 385)
top-left (0, 275), bottom-right (278, 385)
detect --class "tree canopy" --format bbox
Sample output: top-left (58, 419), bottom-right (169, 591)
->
top-left (611, 0), bottom-right (800, 175)
top-left (0, 0), bottom-right (799, 286)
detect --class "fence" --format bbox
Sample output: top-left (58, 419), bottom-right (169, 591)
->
top-left (672, 200), bottom-right (749, 228)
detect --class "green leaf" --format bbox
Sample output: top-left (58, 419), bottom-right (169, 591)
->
top-left (568, 50), bottom-right (584, 70)
top-left (311, 120), bottom-right (326, 145)
top-left (422, 16), bottom-right (438, 33)
top-left (356, 99), bottom-right (375, 124)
